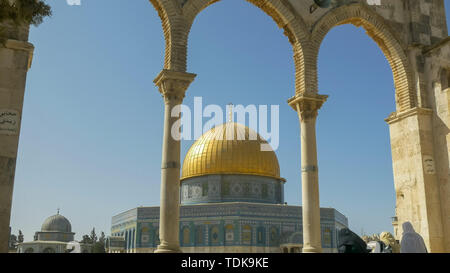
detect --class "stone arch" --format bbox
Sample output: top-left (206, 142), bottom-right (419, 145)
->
top-left (182, 0), bottom-right (309, 43)
top-left (175, 0), bottom-right (310, 93)
top-left (288, 231), bottom-right (303, 244)
top-left (310, 3), bottom-right (417, 112)
top-left (148, 0), bottom-right (185, 70)
top-left (42, 247), bottom-right (55, 253)
top-left (24, 248), bottom-right (34, 253)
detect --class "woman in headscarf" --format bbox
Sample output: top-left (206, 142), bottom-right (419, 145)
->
top-left (400, 222), bottom-right (428, 253)
top-left (338, 228), bottom-right (370, 253)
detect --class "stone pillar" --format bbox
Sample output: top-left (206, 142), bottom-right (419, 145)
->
top-left (288, 93), bottom-right (328, 253)
top-left (0, 23), bottom-right (33, 253)
top-left (386, 107), bottom-right (445, 252)
top-left (153, 69), bottom-right (196, 253)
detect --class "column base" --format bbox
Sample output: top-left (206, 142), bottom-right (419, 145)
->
top-left (302, 246), bottom-right (322, 253)
top-left (154, 244), bottom-right (182, 253)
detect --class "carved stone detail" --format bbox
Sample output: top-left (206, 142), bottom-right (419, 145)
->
top-left (153, 69), bottom-right (196, 103)
top-left (288, 93), bottom-right (328, 121)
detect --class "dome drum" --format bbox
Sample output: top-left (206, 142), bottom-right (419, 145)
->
top-left (181, 174), bottom-right (285, 205)
top-left (36, 213), bottom-right (75, 242)
top-left (36, 231), bottom-right (75, 243)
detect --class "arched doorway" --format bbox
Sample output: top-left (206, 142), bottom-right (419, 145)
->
top-left (317, 18), bottom-right (398, 243)
top-left (42, 247), bottom-right (55, 253)
top-left (308, 4), bottom-right (444, 252)
top-left (150, 0), bottom-right (307, 254)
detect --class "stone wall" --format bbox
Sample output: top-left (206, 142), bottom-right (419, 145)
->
top-left (0, 21), bottom-right (33, 253)
top-left (112, 204), bottom-right (346, 253)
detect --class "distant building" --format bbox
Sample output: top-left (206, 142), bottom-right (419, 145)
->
top-left (17, 212), bottom-right (91, 253)
top-left (105, 236), bottom-right (126, 253)
top-left (112, 123), bottom-right (348, 253)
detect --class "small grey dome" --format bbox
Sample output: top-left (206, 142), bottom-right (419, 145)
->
top-left (41, 213), bottom-right (72, 233)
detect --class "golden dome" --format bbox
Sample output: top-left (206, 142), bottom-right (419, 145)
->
top-left (181, 122), bottom-right (282, 181)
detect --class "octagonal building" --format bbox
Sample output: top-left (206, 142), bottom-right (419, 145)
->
top-left (111, 122), bottom-right (348, 253)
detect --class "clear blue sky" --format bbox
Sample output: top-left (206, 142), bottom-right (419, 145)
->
top-left (10, 0), bottom-right (450, 241)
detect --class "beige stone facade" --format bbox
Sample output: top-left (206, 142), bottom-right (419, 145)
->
top-left (0, 21), bottom-right (33, 254)
top-left (1, 0), bottom-right (450, 253)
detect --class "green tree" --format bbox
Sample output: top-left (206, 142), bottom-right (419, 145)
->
top-left (0, 0), bottom-right (52, 26)
top-left (92, 231), bottom-right (106, 253)
top-left (8, 234), bottom-right (17, 248)
top-left (90, 228), bottom-right (97, 244)
top-left (80, 234), bottom-right (92, 244)
top-left (92, 242), bottom-right (106, 253)
top-left (80, 228), bottom-right (107, 253)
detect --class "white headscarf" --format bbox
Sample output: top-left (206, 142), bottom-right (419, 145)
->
top-left (400, 222), bottom-right (428, 253)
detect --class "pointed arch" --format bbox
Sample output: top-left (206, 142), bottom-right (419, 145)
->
top-left (148, 0), bottom-right (186, 70)
top-left (181, 0), bottom-right (310, 92)
top-left (310, 3), bottom-right (417, 112)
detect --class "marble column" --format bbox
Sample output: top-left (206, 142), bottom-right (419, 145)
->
top-left (288, 93), bottom-right (328, 253)
top-left (0, 23), bottom-right (33, 253)
top-left (153, 69), bottom-right (196, 253)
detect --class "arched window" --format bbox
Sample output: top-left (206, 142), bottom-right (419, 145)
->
top-left (269, 227), bottom-right (278, 246)
top-left (202, 182), bottom-right (209, 196)
top-left (25, 248), bottom-right (34, 253)
top-left (182, 226), bottom-right (190, 246)
top-left (210, 226), bottom-right (220, 245)
top-left (257, 227), bottom-right (265, 245)
top-left (42, 247), bottom-right (55, 253)
top-left (141, 226), bottom-right (150, 244)
top-left (262, 184), bottom-right (268, 198)
top-left (225, 224), bottom-right (234, 245)
top-left (323, 228), bottom-right (332, 248)
top-left (242, 225), bottom-right (252, 245)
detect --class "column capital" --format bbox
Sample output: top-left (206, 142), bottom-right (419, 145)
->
top-left (385, 107), bottom-right (432, 124)
top-left (2, 39), bottom-right (34, 70)
top-left (288, 93), bottom-right (328, 121)
top-left (154, 69), bottom-right (196, 102)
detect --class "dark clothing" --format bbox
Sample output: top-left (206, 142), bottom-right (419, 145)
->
top-left (338, 228), bottom-right (370, 253)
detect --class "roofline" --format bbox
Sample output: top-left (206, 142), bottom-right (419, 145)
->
top-left (181, 173), bottom-right (286, 182)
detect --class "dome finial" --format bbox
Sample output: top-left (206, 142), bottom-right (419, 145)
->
top-left (57, 207), bottom-right (60, 215)
top-left (227, 103), bottom-right (233, 123)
